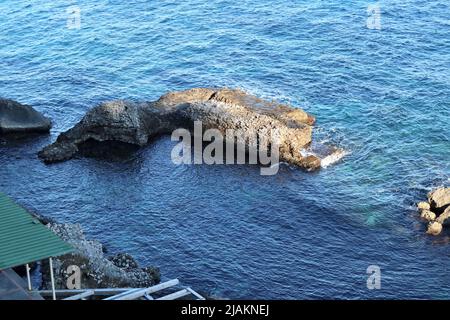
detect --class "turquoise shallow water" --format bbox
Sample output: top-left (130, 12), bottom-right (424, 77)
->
top-left (0, 1), bottom-right (449, 298)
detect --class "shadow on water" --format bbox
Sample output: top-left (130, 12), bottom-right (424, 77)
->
top-left (76, 138), bottom-right (141, 162)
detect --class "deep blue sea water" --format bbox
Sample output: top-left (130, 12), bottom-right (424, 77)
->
top-left (0, 0), bottom-right (449, 299)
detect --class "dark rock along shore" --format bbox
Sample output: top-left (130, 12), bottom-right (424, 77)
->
top-left (9, 209), bottom-right (161, 291)
top-left (0, 98), bottom-right (51, 134)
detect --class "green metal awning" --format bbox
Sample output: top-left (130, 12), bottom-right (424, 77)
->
top-left (0, 192), bottom-right (73, 270)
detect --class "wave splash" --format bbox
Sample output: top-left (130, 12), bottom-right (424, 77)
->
top-left (320, 148), bottom-right (350, 168)
top-left (300, 142), bottom-right (350, 169)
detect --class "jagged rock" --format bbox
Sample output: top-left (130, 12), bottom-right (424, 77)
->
top-left (41, 223), bottom-right (160, 289)
top-left (426, 221), bottom-right (443, 236)
top-left (417, 187), bottom-right (450, 236)
top-left (427, 187), bottom-right (450, 213)
top-left (110, 253), bottom-right (139, 270)
top-left (38, 88), bottom-right (324, 171)
top-left (417, 202), bottom-right (431, 211)
top-left (420, 210), bottom-right (436, 222)
top-left (0, 98), bottom-right (51, 134)
top-left (436, 207), bottom-right (450, 225)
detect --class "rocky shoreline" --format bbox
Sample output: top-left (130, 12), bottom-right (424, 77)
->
top-left (417, 187), bottom-right (450, 236)
top-left (29, 212), bottom-right (160, 290)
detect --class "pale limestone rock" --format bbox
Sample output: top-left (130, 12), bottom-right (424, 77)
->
top-left (420, 210), bottom-right (436, 222)
top-left (426, 221), bottom-right (443, 236)
top-left (39, 88), bottom-right (323, 171)
top-left (417, 201), bottom-right (430, 211)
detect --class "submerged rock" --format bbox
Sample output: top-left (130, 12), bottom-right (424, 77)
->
top-left (0, 98), bottom-right (51, 134)
top-left (38, 88), bottom-right (325, 171)
top-left (41, 223), bottom-right (160, 289)
top-left (418, 187), bottom-right (450, 236)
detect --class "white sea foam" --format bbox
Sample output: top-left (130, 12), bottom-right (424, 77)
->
top-left (300, 144), bottom-right (350, 169)
top-left (320, 148), bottom-right (350, 168)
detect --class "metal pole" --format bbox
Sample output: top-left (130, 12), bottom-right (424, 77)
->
top-left (25, 264), bottom-right (32, 291)
top-left (49, 258), bottom-right (56, 300)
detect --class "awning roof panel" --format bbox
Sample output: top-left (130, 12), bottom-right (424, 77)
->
top-left (0, 193), bottom-right (73, 270)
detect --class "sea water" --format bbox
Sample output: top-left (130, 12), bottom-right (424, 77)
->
top-left (0, 0), bottom-right (449, 299)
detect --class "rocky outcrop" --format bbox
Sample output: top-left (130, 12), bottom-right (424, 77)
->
top-left (428, 188), bottom-right (450, 213)
top-left (41, 223), bottom-right (160, 289)
top-left (417, 187), bottom-right (450, 236)
top-left (0, 98), bottom-right (51, 134)
top-left (38, 88), bottom-right (326, 170)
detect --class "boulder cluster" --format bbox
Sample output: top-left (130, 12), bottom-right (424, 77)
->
top-left (417, 187), bottom-right (450, 236)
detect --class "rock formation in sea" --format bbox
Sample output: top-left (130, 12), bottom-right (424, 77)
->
top-left (38, 88), bottom-right (326, 170)
top-left (40, 222), bottom-right (160, 290)
top-left (417, 187), bottom-right (450, 236)
top-left (0, 98), bottom-right (51, 134)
